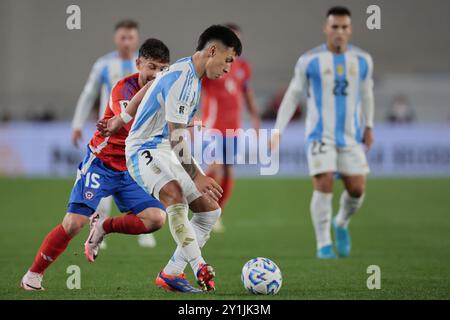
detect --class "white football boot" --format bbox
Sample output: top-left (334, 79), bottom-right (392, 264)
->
top-left (20, 271), bottom-right (44, 291)
top-left (89, 212), bottom-right (107, 250)
top-left (84, 213), bottom-right (106, 262)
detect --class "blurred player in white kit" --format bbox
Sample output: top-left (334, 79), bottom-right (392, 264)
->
top-left (273, 6), bottom-right (375, 259)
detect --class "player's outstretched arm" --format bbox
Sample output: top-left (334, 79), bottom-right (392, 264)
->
top-left (270, 59), bottom-right (307, 151)
top-left (97, 81), bottom-right (153, 137)
top-left (168, 121), bottom-right (223, 203)
top-left (244, 87), bottom-right (261, 132)
top-left (242, 65), bottom-right (261, 132)
top-left (360, 55), bottom-right (375, 151)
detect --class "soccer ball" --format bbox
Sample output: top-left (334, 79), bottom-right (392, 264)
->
top-left (241, 257), bottom-right (282, 295)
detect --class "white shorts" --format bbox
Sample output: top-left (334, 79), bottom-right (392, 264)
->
top-left (126, 148), bottom-right (202, 204)
top-left (306, 141), bottom-right (370, 176)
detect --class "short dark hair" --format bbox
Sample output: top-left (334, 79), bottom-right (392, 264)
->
top-left (114, 19), bottom-right (139, 31)
top-left (138, 38), bottom-right (170, 63)
top-left (327, 6), bottom-right (351, 17)
top-left (196, 25), bottom-right (242, 56)
top-left (224, 23), bottom-right (242, 34)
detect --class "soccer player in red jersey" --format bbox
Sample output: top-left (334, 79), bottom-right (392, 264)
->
top-left (20, 39), bottom-right (171, 291)
top-left (201, 23), bottom-right (261, 232)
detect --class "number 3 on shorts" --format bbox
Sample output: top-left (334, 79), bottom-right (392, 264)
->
top-left (142, 150), bottom-right (153, 165)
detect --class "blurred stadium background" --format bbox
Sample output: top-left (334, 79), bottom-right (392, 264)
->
top-left (1, 0), bottom-right (450, 177)
top-left (0, 0), bottom-right (449, 299)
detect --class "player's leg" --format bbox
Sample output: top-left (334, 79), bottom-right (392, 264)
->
top-left (21, 157), bottom-right (103, 291)
top-left (207, 162), bottom-right (228, 233)
top-left (219, 164), bottom-right (234, 209)
top-left (332, 145), bottom-right (369, 257)
top-left (336, 175), bottom-right (366, 228)
top-left (127, 149), bottom-right (204, 293)
top-left (137, 231), bottom-right (158, 248)
top-left (307, 141), bottom-right (338, 259)
top-left (84, 171), bottom-right (166, 262)
top-left (209, 136), bottom-right (237, 233)
top-left (163, 196), bottom-right (221, 291)
top-left (311, 173), bottom-right (336, 259)
top-left (94, 195), bottom-right (158, 248)
top-left (158, 181), bottom-right (205, 273)
top-left (101, 175), bottom-right (166, 236)
top-left (218, 135), bottom-right (238, 211)
top-left (96, 196), bottom-right (112, 219)
top-left (21, 213), bottom-right (89, 291)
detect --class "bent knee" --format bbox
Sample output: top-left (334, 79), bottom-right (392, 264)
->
top-left (347, 186), bottom-right (365, 198)
top-left (62, 213), bottom-right (88, 236)
top-left (159, 181), bottom-right (184, 205)
top-left (139, 208), bottom-right (166, 232)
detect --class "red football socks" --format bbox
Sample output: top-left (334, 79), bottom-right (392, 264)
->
top-left (102, 213), bottom-right (148, 235)
top-left (30, 224), bottom-right (72, 274)
top-left (218, 174), bottom-right (234, 209)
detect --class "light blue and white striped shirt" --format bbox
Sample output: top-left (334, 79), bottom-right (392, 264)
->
top-left (126, 57), bottom-right (201, 157)
top-left (275, 44), bottom-right (374, 147)
top-left (72, 51), bottom-right (138, 129)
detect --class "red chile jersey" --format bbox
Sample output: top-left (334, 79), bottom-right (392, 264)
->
top-left (89, 73), bottom-right (141, 171)
top-left (201, 58), bottom-right (251, 135)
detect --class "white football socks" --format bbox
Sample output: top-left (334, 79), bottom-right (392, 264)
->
top-left (96, 196), bottom-right (112, 218)
top-left (163, 204), bottom-right (204, 276)
top-left (310, 191), bottom-right (333, 249)
top-left (163, 208), bottom-right (221, 276)
top-left (335, 191), bottom-right (365, 228)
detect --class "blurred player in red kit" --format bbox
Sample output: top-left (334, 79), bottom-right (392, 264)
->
top-left (20, 39), bottom-right (170, 291)
top-left (201, 23), bottom-right (261, 232)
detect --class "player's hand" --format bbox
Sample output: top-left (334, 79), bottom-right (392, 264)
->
top-left (97, 116), bottom-right (125, 137)
top-left (363, 127), bottom-right (374, 151)
top-left (269, 131), bottom-right (281, 152)
top-left (194, 174), bottom-right (223, 203)
top-left (72, 129), bottom-right (83, 148)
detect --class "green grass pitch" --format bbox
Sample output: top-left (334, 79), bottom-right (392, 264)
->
top-left (0, 177), bottom-right (449, 299)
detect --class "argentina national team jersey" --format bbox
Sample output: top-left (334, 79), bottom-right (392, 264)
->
top-left (295, 44), bottom-right (373, 147)
top-left (72, 51), bottom-right (138, 130)
top-left (126, 57), bottom-right (201, 157)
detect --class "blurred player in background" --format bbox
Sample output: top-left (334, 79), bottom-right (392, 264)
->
top-left (201, 23), bottom-right (260, 233)
top-left (272, 6), bottom-right (374, 259)
top-left (20, 39), bottom-right (170, 291)
top-left (71, 19), bottom-right (156, 248)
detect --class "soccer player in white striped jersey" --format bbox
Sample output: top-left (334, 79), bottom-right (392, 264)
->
top-left (272, 6), bottom-right (374, 259)
top-left (71, 20), bottom-right (156, 249)
top-left (99, 25), bottom-right (242, 292)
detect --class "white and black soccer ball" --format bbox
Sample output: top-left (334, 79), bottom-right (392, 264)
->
top-left (241, 257), bottom-right (282, 295)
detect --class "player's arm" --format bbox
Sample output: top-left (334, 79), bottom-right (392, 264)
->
top-left (241, 64), bottom-right (260, 131)
top-left (360, 55), bottom-right (375, 151)
top-left (271, 56), bottom-right (307, 149)
top-left (243, 80), bottom-right (261, 132)
top-left (97, 81), bottom-right (153, 136)
top-left (71, 59), bottom-right (103, 147)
